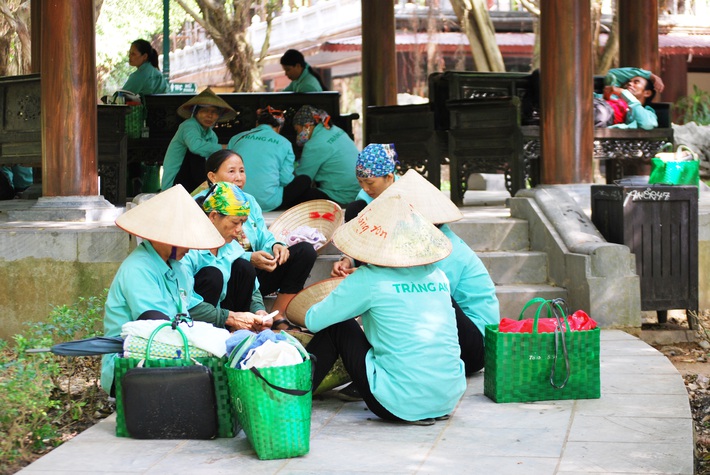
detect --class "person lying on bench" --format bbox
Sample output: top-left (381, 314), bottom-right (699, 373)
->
top-left (593, 67), bottom-right (665, 130)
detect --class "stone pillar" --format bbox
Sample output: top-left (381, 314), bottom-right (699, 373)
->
top-left (618, 0), bottom-right (659, 74)
top-left (361, 0), bottom-right (397, 137)
top-left (41, 0), bottom-right (98, 198)
top-left (539, 0), bottom-right (593, 184)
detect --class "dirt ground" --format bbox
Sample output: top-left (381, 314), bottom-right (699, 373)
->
top-left (649, 310), bottom-right (710, 474)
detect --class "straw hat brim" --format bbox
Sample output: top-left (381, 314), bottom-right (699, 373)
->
top-left (332, 194), bottom-right (451, 267)
top-left (286, 277), bottom-right (345, 327)
top-left (377, 169), bottom-right (462, 224)
top-left (115, 185), bottom-right (225, 250)
top-left (268, 199), bottom-right (344, 254)
top-left (177, 89), bottom-right (237, 123)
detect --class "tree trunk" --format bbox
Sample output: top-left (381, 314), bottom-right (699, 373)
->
top-left (175, 0), bottom-right (259, 91)
top-left (449, 0), bottom-right (505, 72)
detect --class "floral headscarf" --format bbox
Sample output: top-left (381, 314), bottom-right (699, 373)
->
top-left (201, 182), bottom-right (250, 217)
top-left (292, 105), bottom-right (331, 130)
top-left (355, 143), bottom-right (399, 178)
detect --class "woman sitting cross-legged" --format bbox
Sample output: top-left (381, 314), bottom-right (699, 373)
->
top-left (101, 185), bottom-right (226, 394)
top-left (181, 181), bottom-right (274, 331)
top-left (192, 150), bottom-right (317, 331)
top-left (304, 194), bottom-right (466, 425)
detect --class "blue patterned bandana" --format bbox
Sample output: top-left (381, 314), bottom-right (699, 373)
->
top-left (355, 143), bottom-right (398, 178)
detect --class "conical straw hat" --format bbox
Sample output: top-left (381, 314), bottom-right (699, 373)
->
top-left (286, 277), bottom-right (345, 327)
top-left (268, 199), bottom-right (344, 254)
top-left (177, 87), bottom-right (237, 122)
top-left (377, 169), bottom-right (463, 224)
top-left (332, 194), bottom-right (451, 267)
top-left (116, 185), bottom-right (225, 249)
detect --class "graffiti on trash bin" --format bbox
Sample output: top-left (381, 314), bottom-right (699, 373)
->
top-left (623, 188), bottom-right (671, 206)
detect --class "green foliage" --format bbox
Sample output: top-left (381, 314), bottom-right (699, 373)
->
top-left (0, 290), bottom-right (109, 473)
top-left (673, 85), bottom-right (710, 126)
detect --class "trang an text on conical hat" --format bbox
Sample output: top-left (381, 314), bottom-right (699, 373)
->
top-left (377, 169), bottom-right (462, 224)
top-left (332, 194), bottom-right (451, 267)
top-left (115, 185), bottom-right (225, 250)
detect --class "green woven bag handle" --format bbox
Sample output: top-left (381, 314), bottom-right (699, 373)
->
top-left (139, 321), bottom-right (191, 367)
top-left (549, 298), bottom-right (571, 389)
top-left (518, 297), bottom-right (571, 333)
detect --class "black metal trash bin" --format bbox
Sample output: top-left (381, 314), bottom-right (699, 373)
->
top-left (591, 185), bottom-right (698, 327)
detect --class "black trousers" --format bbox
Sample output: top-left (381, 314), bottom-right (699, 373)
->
top-left (305, 319), bottom-right (401, 422)
top-left (174, 151), bottom-right (207, 192)
top-left (256, 241), bottom-right (317, 295)
top-left (277, 175), bottom-right (312, 210)
top-left (453, 298), bottom-right (485, 375)
top-left (193, 260), bottom-right (256, 312)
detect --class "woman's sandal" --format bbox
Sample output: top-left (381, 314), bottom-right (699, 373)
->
top-left (271, 318), bottom-right (301, 332)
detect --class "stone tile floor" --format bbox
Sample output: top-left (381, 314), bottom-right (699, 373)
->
top-left (17, 330), bottom-right (694, 475)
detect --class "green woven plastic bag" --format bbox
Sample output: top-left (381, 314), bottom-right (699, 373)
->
top-left (649, 144), bottom-right (700, 187)
top-left (114, 322), bottom-right (237, 438)
top-left (484, 298), bottom-right (601, 403)
top-left (226, 333), bottom-right (312, 460)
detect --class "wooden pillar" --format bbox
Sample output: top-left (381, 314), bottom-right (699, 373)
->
top-left (31, 0), bottom-right (41, 73)
top-left (41, 0), bottom-right (98, 197)
top-left (661, 54), bottom-right (688, 119)
top-left (618, 0), bottom-right (659, 73)
top-left (539, 0), bottom-right (593, 184)
top-left (361, 0), bottom-right (397, 137)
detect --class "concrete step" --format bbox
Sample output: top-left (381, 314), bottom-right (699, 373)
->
top-left (447, 217), bottom-right (529, 251)
top-left (495, 284), bottom-right (568, 319)
top-left (478, 251), bottom-right (548, 285)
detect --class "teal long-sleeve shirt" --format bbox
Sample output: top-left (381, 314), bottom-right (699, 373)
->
top-left (436, 224), bottom-right (500, 337)
top-left (305, 264), bottom-right (466, 421)
top-left (283, 65), bottom-right (323, 92)
top-left (161, 117), bottom-right (223, 190)
top-left (100, 241), bottom-right (194, 392)
top-left (294, 124), bottom-right (361, 205)
top-left (122, 62), bottom-right (168, 96)
top-left (228, 124), bottom-right (296, 212)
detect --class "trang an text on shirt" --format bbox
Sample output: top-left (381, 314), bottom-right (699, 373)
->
top-left (392, 282), bottom-right (450, 294)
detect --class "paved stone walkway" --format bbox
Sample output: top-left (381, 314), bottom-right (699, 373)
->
top-left (17, 330), bottom-right (693, 475)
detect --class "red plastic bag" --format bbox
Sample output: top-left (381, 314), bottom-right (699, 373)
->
top-left (498, 309), bottom-right (598, 333)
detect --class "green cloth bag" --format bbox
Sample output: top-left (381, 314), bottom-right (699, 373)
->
top-left (114, 323), bottom-right (237, 438)
top-left (649, 144), bottom-right (700, 187)
top-left (226, 333), bottom-right (312, 460)
top-left (484, 298), bottom-right (601, 403)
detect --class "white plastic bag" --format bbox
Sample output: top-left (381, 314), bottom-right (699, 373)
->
top-left (240, 339), bottom-right (303, 369)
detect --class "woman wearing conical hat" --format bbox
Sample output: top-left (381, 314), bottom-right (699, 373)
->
top-left (304, 195), bottom-right (466, 425)
top-left (160, 88), bottom-right (237, 192)
top-left (334, 169), bottom-right (500, 376)
top-left (101, 185), bottom-right (225, 394)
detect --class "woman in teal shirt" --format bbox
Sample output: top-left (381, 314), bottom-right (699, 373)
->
top-left (100, 185), bottom-right (226, 394)
top-left (122, 39), bottom-right (168, 96)
top-left (228, 107), bottom-right (311, 211)
top-left (192, 150), bottom-right (317, 329)
top-left (305, 195), bottom-right (466, 424)
top-left (280, 49), bottom-right (325, 92)
top-left (292, 105), bottom-right (361, 206)
top-left (160, 88), bottom-right (236, 191)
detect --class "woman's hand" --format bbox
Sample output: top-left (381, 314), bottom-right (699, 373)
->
top-left (331, 256), bottom-right (356, 278)
top-left (250, 250), bottom-right (277, 272)
top-left (649, 73), bottom-right (664, 94)
top-left (226, 311), bottom-right (270, 332)
top-left (272, 244), bottom-right (289, 266)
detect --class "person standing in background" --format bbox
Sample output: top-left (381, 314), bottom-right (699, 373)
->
top-left (122, 39), bottom-right (168, 96)
top-left (280, 49), bottom-right (326, 92)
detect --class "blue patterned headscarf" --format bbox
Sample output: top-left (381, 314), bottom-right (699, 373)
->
top-left (355, 143), bottom-right (398, 178)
